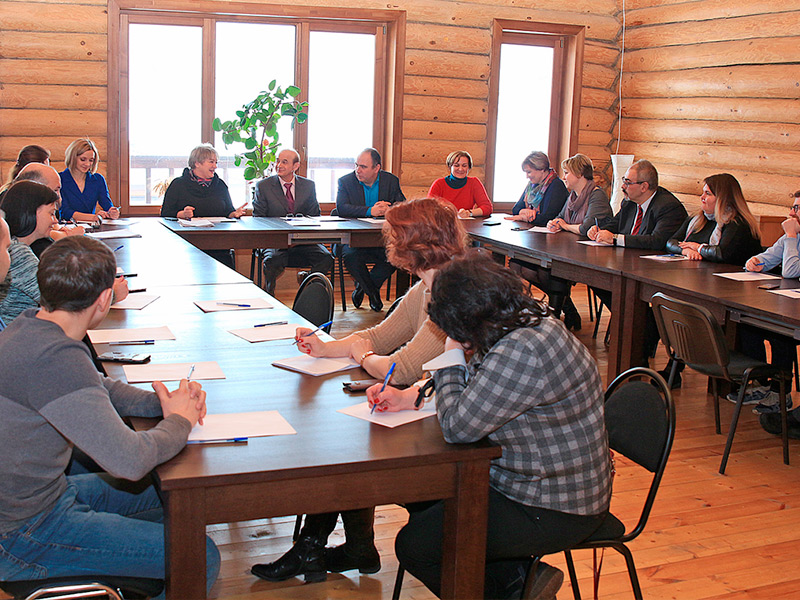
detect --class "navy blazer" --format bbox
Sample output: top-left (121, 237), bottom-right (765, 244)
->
top-left (599, 186), bottom-right (687, 250)
top-left (252, 175), bottom-right (320, 217)
top-left (336, 171), bottom-right (405, 218)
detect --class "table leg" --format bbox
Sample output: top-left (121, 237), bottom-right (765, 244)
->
top-left (440, 459), bottom-right (491, 599)
top-left (164, 488), bottom-right (207, 599)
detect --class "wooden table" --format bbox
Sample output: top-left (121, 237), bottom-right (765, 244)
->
top-left (95, 236), bottom-right (501, 599)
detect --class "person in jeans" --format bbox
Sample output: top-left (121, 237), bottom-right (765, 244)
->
top-left (0, 236), bottom-right (219, 596)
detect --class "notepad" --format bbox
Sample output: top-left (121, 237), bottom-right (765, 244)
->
top-left (178, 218), bottom-right (214, 227)
top-left (110, 294), bottom-right (159, 310)
top-left (86, 230), bottom-right (142, 240)
top-left (272, 355), bottom-right (360, 376)
top-left (359, 218), bottom-right (386, 224)
top-left (578, 240), bottom-right (611, 247)
top-left (641, 254), bottom-right (689, 262)
top-left (769, 288), bottom-right (800, 299)
top-left (203, 217), bottom-right (237, 223)
top-left (229, 323), bottom-right (302, 343)
top-left (187, 410), bottom-right (296, 443)
top-left (713, 272), bottom-right (780, 282)
top-left (338, 401), bottom-right (436, 428)
top-left (88, 325), bottom-right (175, 344)
top-left (194, 298), bottom-right (274, 312)
top-left (530, 226), bottom-right (555, 234)
top-left (317, 216), bottom-right (348, 222)
top-left (123, 361), bottom-right (225, 383)
top-left (284, 217), bottom-right (321, 226)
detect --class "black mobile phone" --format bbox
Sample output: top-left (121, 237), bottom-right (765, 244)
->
top-left (758, 283), bottom-right (781, 290)
top-left (343, 379), bottom-right (382, 392)
top-left (97, 352), bottom-right (151, 364)
top-left (483, 221), bottom-right (502, 226)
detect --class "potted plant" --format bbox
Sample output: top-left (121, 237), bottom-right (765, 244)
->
top-left (212, 80), bottom-right (308, 181)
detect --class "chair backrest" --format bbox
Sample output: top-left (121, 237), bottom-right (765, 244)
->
top-left (292, 272), bottom-right (334, 333)
top-left (604, 367), bottom-right (676, 542)
top-left (651, 292), bottom-right (732, 379)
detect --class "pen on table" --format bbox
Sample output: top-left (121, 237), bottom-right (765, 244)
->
top-left (372, 362), bottom-right (396, 414)
top-left (292, 320), bottom-right (334, 344)
top-left (186, 363), bottom-right (196, 381)
top-left (109, 340), bottom-right (154, 346)
top-left (254, 320), bottom-right (288, 327)
top-left (113, 245), bottom-right (124, 252)
top-left (188, 437), bottom-right (248, 445)
top-left (217, 302), bottom-right (251, 307)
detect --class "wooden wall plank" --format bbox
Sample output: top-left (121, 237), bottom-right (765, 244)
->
top-left (404, 75), bottom-right (488, 100)
top-left (403, 120), bottom-right (487, 141)
top-left (399, 163), bottom-right (486, 188)
top-left (403, 95), bottom-right (488, 124)
top-left (405, 22), bottom-right (490, 54)
top-left (405, 49), bottom-right (490, 80)
top-left (580, 106), bottom-right (617, 132)
top-left (627, 0), bottom-right (796, 26)
top-left (0, 84), bottom-right (107, 110)
top-left (0, 136), bottom-right (107, 162)
top-left (584, 41), bottom-right (620, 67)
top-left (622, 97), bottom-right (800, 124)
top-left (402, 139), bottom-right (486, 165)
top-left (0, 31), bottom-right (107, 61)
top-left (583, 86), bottom-right (618, 109)
top-left (0, 3), bottom-right (108, 33)
top-left (0, 109), bottom-right (107, 137)
top-left (579, 129), bottom-right (613, 146)
top-left (583, 62), bottom-right (617, 89)
top-left (0, 59), bottom-right (108, 85)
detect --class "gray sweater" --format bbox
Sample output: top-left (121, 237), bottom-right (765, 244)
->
top-left (0, 310), bottom-right (191, 534)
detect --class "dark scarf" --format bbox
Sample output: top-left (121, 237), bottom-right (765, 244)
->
top-left (445, 175), bottom-right (468, 189)
top-left (564, 180), bottom-right (597, 224)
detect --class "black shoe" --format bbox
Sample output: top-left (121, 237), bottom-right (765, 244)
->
top-left (522, 562), bottom-right (563, 600)
top-left (563, 311), bottom-right (581, 332)
top-left (760, 410), bottom-right (800, 439)
top-left (351, 286), bottom-right (365, 309)
top-left (324, 542), bottom-right (381, 574)
top-left (296, 270), bottom-right (309, 285)
top-left (251, 535), bottom-right (327, 583)
top-left (657, 366), bottom-right (682, 389)
top-left (368, 293), bottom-right (383, 312)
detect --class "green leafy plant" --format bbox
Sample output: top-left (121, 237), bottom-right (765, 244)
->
top-left (212, 80), bottom-right (308, 181)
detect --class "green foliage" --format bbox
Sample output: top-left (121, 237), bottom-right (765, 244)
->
top-left (212, 80), bottom-right (308, 181)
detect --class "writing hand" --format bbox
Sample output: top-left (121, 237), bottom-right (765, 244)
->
top-left (179, 206), bottom-right (195, 219)
top-left (108, 206), bottom-right (120, 219)
top-left (745, 257), bottom-right (765, 272)
top-left (294, 326), bottom-right (325, 356)
top-left (366, 384), bottom-right (417, 412)
top-left (594, 229), bottom-right (615, 245)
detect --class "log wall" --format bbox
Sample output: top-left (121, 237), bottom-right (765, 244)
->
top-left (0, 0), bottom-right (621, 206)
top-left (619, 0), bottom-right (800, 215)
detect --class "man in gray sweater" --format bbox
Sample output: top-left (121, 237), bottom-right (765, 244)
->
top-left (0, 236), bottom-right (219, 593)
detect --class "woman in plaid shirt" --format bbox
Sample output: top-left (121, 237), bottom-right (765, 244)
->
top-left (371, 254), bottom-right (612, 599)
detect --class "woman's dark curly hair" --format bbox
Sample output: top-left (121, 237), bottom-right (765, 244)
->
top-left (428, 252), bottom-right (550, 357)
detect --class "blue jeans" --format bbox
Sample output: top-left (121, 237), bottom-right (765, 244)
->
top-left (0, 473), bottom-right (220, 597)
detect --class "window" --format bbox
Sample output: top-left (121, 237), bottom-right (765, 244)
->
top-left (108, 1), bottom-right (405, 214)
top-left (486, 21), bottom-right (585, 205)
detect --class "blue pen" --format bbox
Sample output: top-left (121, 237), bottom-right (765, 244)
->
top-left (372, 362), bottom-right (396, 414)
top-left (217, 302), bottom-right (251, 307)
top-left (293, 320), bottom-right (334, 344)
top-left (255, 320), bottom-right (288, 327)
top-left (113, 245), bottom-right (123, 252)
top-left (745, 262), bottom-right (765, 271)
top-left (187, 437), bottom-right (248, 445)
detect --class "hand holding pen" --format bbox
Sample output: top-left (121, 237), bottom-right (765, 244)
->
top-left (293, 320), bottom-right (333, 354)
top-left (745, 256), bottom-right (765, 272)
top-left (371, 362), bottom-right (396, 414)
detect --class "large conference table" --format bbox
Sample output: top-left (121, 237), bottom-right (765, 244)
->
top-left (92, 219), bottom-right (501, 599)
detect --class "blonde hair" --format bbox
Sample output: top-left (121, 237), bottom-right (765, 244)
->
top-left (561, 153), bottom-right (594, 180)
top-left (188, 144), bottom-right (219, 169)
top-left (446, 150), bottom-right (473, 169)
top-left (689, 173), bottom-right (760, 240)
top-left (65, 138), bottom-right (99, 173)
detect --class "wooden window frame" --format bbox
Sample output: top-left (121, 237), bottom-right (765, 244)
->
top-left (486, 20), bottom-right (585, 208)
top-left (108, 0), bottom-right (405, 215)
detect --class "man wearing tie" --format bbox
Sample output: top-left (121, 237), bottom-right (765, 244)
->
top-left (336, 148), bottom-right (406, 312)
top-left (252, 148), bottom-right (333, 295)
top-left (587, 159), bottom-right (686, 249)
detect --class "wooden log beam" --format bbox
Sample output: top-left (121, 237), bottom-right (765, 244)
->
top-left (400, 163), bottom-right (485, 187)
top-left (623, 65), bottom-right (800, 99)
top-left (0, 84), bottom-right (107, 111)
top-left (405, 49), bottom-right (490, 80)
top-left (579, 129), bottom-right (613, 147)
top-left (583, 62), bottom-right (617, 90)
top-left (403, 95), bottom-right (488, 124)
top-left (406, 23), bottom-right (490, 54)
top-left (402, 140), bottom-right (486, 165)
top-left (627, 0), bottom-right (795, 26)
top-left (624, 36), bottom-right (800, 73)
top-left (579, 107), bottom-right (616, 133)
top-left (583, 87), bottom-right (617, 109)
top-left (0, 109), bottom-right (106, 137)
top-left (0, 32), bottom-right (107, 61)
top-left (403, 120), bottom-right (487, 142)
top-left (584, 41), bottom-right (620, 68)
top-left (0, 3), bottom-right (107, 33)
top-left (0, 59), bottom-right (107, 85)
top-left (404, 76), bottom-right (488, 100)
top-left (622, 97), bottom-right (800, 125)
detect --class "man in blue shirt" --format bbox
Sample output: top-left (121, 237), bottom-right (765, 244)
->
top-left (335, 148), bottom-right (405, 311)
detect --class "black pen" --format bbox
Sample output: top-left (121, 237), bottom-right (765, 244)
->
top-left (109, 340), bottom-right (154, 346)
top-left (255, 320), bottom-right (288, 327)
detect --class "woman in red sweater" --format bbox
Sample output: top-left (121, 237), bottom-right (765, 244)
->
top-left (428, 150), bottom-right (493, 217)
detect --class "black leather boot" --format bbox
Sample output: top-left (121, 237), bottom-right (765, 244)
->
top-left (251, 534), bottom-right (327, 583)
top-left (325, 507), bottom-right (381, 574)
top-left (562, 297), bottom-right (582, 332)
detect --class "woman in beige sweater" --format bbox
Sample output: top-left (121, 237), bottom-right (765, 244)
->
top-left (251, 197), bottom-right (469, 585)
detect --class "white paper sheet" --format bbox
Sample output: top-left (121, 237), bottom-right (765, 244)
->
top-left (194, 297), bottom-right (275, 312)
top-left (768, 288), bottom-right (800, 299)
top-left (229, 323), bottom-right (302, 342)
top-left (283, 217), bottom-right (321, 226)
top-left (337, 401), bottom-right (436, 428)
top-left (123, 361), bottom-right (225, 383)
top-left (640, 254), bottom-right (689, 262)
top-left (272, 355), bottom-right (360, 376)
top-left (317, 216), bottom-right (348, 222)
top-left (203, 217), bottom-right (237, 223)
top-left (86, 230), bottom-right (142, 240)
top-left (178, 219), bottom-right (214, 227)
top-left (529, 226), bottom-right (555, 234)
top-left (187, 410), bottom-right (296, 443)
top-left (578, 240), bottom-right (611, 247)
top-left (110, 294), bottom-right (159, 310)
top-left (358, 218), bottom-right (386, 224)
top-left (88, 325), bottom-right (175, 344)
top-left (713, 272), bottom-right (780, 282)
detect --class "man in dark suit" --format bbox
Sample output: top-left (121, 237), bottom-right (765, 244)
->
top-left (336, 148), bottom-right (405, 311)
top-left (253, 148), bottom-right (333, 295)
top-left (587, 159), bottom-right (687, 249)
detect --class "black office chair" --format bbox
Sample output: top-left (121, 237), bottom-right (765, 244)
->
top-left (0, 575), bottom-right (163, 600)
top-left (391, 367), bottom-right (674, 600)
top-left (651, 292), bottom-right (792, 474)
top-left (292, 272), bottom-right (334, 333)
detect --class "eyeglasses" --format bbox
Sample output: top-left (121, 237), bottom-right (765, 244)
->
top-left (791, 205), bottom-right (800, 213)
top-left (621, 177), bottom-right (645, 186)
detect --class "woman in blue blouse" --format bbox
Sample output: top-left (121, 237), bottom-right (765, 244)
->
top-left (59, 138), bottom-right (119, 223)
top-left (505, 151), bottom-right (568, 227)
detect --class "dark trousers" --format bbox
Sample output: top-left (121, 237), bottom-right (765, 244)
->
top-left (298, 507), bottom-right (375, 548)
top-left (737, 324), bottom-right (795, 392)
top-left (262, 244), bottom-right (334, 295)
top-left (342, 245), bottom-right (395, 301)
top-left (509, 260), bottom-right (573, 315)
top-left (395, 488), bottom-right (605, 599)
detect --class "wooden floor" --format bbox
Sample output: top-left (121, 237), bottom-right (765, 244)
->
top-left (7, 266), bottom-right (800, 599)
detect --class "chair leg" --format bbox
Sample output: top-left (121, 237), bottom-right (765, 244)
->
top-left (386, 272), bottom-right (393, 301)
top-left (391, 566), bottom-right (405, 600)
top-left (794, 351), bottom-right (799, 392)
top-left (564, 550), bottom-right (582, 600)
top-left (711, 378), bottom-right (721, 435)
top-left (338, 256), bottom-right (347, 311)
top-left (292, 514), bottom-right (303, 542)
top-left (720, 380), bottom-right (750, 474)
top-left (250, 249), bottom-right (256, 281)
top-left (592, 300), bottom-right (603, 340)
top-left (587, 287), bottom-right (595, 322)
top-left (611, 543), bottom-right (643, 600)
top-left (780, 378), bottom-right (789, 466)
